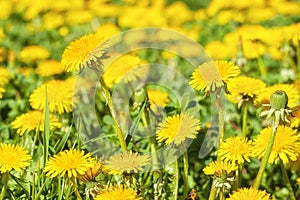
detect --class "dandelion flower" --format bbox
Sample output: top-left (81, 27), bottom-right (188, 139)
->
top-left (253, 125), bottom-right (300, 164)
top-left (44, 149), bottom-right (94, 178)
top-left (226, 76), bottom-right (266, 107)
top-left (105, 151), bottom-right (150, 174)
top-left (226, 187), bottom-right (271, 200)
top-left (94, 184), bottom-right (142, 200)
top-left (61, 33), bottom-right (109, 72)
top-left (19, 45), bottom-right (50, 63)
top-left (0, 143), bottom-right (31, 173)
top-left (102, 54), bottom-right (146, 88)
top-left (203, 160), bottom-right (237, 176)
top-left (36, 60), bottom-right (64, 77)
top-left (11, 110), bottom-right (62, 136)
top-left (156, 113), bottom-right (200, 146)
top-left (256, 84), bottom-right (299, 108)
top-left (190, 60), bottom-right (240, 93)
top-left (29, 79), bottom-right (74, 114)
top-left (218, 136), bottom-right (254, 164)
top-left (0, 67), bottom-right (10, 99)
top-left (203, 160), bottom-right (237, 191)
top-left (79, 160), bottom-right (103, 182)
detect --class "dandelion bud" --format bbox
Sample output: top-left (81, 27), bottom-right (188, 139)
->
top-left (270, 90), bottom-right (288, 110)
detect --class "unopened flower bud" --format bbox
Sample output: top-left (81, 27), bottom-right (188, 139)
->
top-left (270, 90), bottom-right (288, 110)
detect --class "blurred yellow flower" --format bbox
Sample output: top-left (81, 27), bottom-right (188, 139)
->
top-left (29, 79), bottom-right (74, 114)
top-left (0, 1), bottom-right (12, 20)
top-left (190, 60), bottom-right (240, 93)
top-left (94, 184), bottom-right (142, 200)
top-left (147, 89), bottom-right (170, 108)
top-left (19, 45), bottom-right (50, 63)
top-left (218, 136), bottom-right (254, 164)
top-left (156, 113), bottom-right (200, 145)
top-left (105, 151), bottom-right (150, 174)
top-left (256, 84), bottom-right (299, 108)
top-left (61, 33), bottom-right (108, 72)
top-left (36, 60), bottom-right (64, 77)
top-left (42, 12), bottom-right (64, 30)
top-left (226, 187), bottom-right (271, 200)
top-left (253, 125), bottom-right (300, 164)
top-left (102, 54), bottom-right (146, 88)
top-left (65, 10), bottom-right (93, 25)
top-left (95, 23), bottom-right (120, 37)
top-left (226, 76), bottom-right (266, 106)
top-left (0, 47), bottom-right (7, 62)
top-left (79, 160), bottom-right (103, 182)
top-left (205, 41), bottom-right (237, 60)
top-left (11, 110), bottom-right (62, 136)
top-left (44, 149), bottom-right (94, 178)
top-left (0, 143), bottom-right (31, 173)
top-left (0, 67), bottom-right (10, 99)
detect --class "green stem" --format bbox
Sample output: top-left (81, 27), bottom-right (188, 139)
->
top-left (209, 93), bottom-right (225, 200)
top-left (242, 103), bottom-right (248, 138)
top-left (253, 125), bottom-right (277, 189)
top-left (219, 188), bottom-right (225, 200)
top-left (0, 173), bottom-right (9, 200)
top-left (183, 152), bottom-right (189, 198)
top-left (99, 78), bottom-right (127, 151)
top-left (280, 159), bottom-right (296, 200)
top-left (257, 56), bottom-right (267, 78)
top-left (71, 178), bottom-right (83, 200)
top-left (174, 159), bottom-right (179, 200)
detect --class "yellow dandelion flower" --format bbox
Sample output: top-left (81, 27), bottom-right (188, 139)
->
top-left (203, 160), bottom-right (237, 176)
top-left (147, 89), bottom-right (170, 108)
top-left (79, 160), bottom-right (103, 182)
top-left (253, 125), bottom-right (300, 164)
top-left (156, 113), bottom-right (200, 146)
top-left (95, 23), bottom-right (120, 37)
top-left (0, 143), bottom-right (31, 173)
top-left (102, 54), bottom-right (147, 88)
top-left (226, 76), bottom-right (266, 106)
top-left (44, 149), bottom-right (94, 178)
top-left (94, 184), bottom-right (142, 200)
top-left (218, 136), bottom-right (254, 164)
top-left (35, 60), bottom-right (64, 77)
top-left (19, 45), bottom-right (50, 63)
top-left (61, 33), bottom-right (108, 72)
top-left (29, 79), bottom-right (74, 114)
top-left (105, 151), bottom-right (150, 174)
top-left (226, 187), bottom-right (271, 200)
top-left (205, 41), bottom-right (237, 60)
top-left (190, 60), bottom-right (240, 93)
top-left (287, 145), bottom-right (300, 171)
top-left (11, 110), bottom-right (62, 136)
top-left (256, 84), bottom-right (299, 108)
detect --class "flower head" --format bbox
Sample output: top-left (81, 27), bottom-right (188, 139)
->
top-left (105, 151), bottom-right (150, 174)
top-left (226, 76), bottom-right (266, 108)
top-left (11, 110), bottom-right (62, 136)
top-left (253, 125), bottom-right (300, 164)
top-left (0, 67), bottom-right (10, 99)
top-left (19, 45), bottom-right (50, 63)
top-left (147, 89), bottom-right (170, 108)
top-left (29, 79), bottom-right (74, 114)
top-left (0, 143), bottom-right (31, 173)
top-left (156, 113), bottom-right (200, 146)
top-left (94, 184), bottom-right (142, 200)
top-left (44, 149), bottom-right (94, 178)
top-left (61, 33), bottom-right (109, 72)
top-left (218, 136), bottom-right (254, 164)
top-left (36, 60), bottom-right (64, 77)
top-left (190, 60), bottom-right (240, 93)
top-left (203, 160), bottom-right (237, 191)
top-left (226, 187), bottom-right (271, 200)
top-left (79, 160), bottom-right (103, 182)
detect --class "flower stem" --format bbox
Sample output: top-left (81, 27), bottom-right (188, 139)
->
top-left (71, 178), bottom-right (83, 200)
top-left (219, 188), bottom-right (225, 200)
top-left (242, 103), bottom-right (248, 138)
top-left (280, 159), bottom-right (296, 200)
top-left (0, 173), bottom-right (9, 200)
top-left (99, 78), bottom-right (127, 151)
top-left (174, 159), bottom-right (179, 200)
top-left (183, 152), bottom-right (189, 198)
top-left (253, 125), bottom-right (277, 189)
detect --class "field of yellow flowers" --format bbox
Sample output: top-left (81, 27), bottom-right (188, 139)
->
top-left (0, 0), bottom-right (300, 199)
